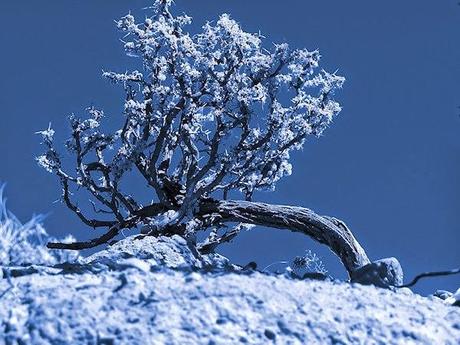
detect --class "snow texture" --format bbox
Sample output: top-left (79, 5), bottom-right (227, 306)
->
top-left (1, 235), bottom-right (459, 345)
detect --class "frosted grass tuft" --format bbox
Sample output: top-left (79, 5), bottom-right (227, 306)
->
top-left (0, 184), bottom-right (79, 266)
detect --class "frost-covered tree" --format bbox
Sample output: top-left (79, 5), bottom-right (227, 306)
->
top-left (37, 0), bottom-right (369, 276)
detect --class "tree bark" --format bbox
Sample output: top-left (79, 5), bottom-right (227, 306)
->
top-left (199, 199), bottom-right (370, 275)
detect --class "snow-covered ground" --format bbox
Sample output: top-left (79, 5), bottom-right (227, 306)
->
top-left (1, 235), bottom-right (459, 345)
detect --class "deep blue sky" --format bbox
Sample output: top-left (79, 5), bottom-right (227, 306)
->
top-left (0, 1), bottom-right (459, 295)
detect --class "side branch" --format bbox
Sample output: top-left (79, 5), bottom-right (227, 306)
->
top-left (46, 202), bottom-right (169, 250)
top-left (47, 216), bottom-right (140, 250)
top-left (199, 199), bottom-right (370, 275)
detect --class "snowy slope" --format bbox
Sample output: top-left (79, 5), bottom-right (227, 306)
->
top-left (1, 235), bottom-right (459, 345)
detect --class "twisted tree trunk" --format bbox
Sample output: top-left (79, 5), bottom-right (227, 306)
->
top-left (199, 199), bottom-right (370, 275)
top-left (48, 198), bottom-right (370, 276)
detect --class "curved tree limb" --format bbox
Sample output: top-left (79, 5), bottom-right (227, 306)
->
top-left (198, 199), bottom-right (370, 275)
top-left (47, 198), bottom-right (369, 277)
top-left (47, 216), bottom-right (140, 250)
top-left (46, 202), bottom-right (171, 250)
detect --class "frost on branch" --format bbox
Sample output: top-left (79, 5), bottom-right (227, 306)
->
top-left (36, 1), bottom-right (369, 276)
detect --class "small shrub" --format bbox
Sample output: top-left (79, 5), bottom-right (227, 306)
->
top-left (288, 250), bottom-right (328, 278)
top-left (262, 250), bottom-right (328, 277)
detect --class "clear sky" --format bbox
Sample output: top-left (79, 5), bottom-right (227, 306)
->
top-left (0, 1), bottom-right (459, 295)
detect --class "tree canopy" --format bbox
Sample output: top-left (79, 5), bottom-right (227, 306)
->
top-left (37, 0), bottom-right (369, 276)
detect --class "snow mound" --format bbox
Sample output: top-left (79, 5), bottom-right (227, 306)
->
top-left (0, 235), bottom-right (459, 345)
top-left (84, 234), bottom-right (233, 272)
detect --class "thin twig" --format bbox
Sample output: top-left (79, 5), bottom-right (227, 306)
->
top-left (262, 261), bottom-right (288, 273)
top-left (397, 267), bottom-right (460, 288)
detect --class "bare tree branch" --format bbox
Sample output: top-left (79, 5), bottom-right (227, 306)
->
top-left (47, 216), bottom-right (140, 250)
top-left (198, 199), bottom-right (370, 274)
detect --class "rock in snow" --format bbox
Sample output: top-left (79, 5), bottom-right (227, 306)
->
top-left (445, 288), bottom-right (460, 307)
top-left (0, 235), bottom-right (459, 345)
top-left (350, 257), bottom-right (404, 288)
